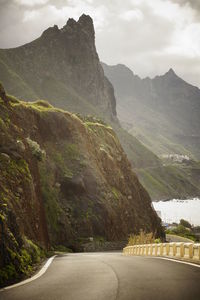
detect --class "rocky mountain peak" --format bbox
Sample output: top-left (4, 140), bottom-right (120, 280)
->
top-left (78, 14), bottom-right (94, 35)
top-left (61, 14), bottom-right (94, 40)
top-left (164, 68), bottom-right (178, 78)
top-left (41, 24), bottom-right (60, 38)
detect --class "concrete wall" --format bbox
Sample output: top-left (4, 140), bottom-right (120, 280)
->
top-left (123, 243), bottom-right (200, 262)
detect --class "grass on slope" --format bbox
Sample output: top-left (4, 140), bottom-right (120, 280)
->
top-left (0, 59), bottom-right (36, 100)
top-left (137, 164), bottom-right (200, 201)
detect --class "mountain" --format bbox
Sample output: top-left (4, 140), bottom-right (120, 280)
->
top-left (0, 15), bottom-right (116, 120)
top-left (0, 14), bottom-right (199, 200)
top-left (0, 84), bottom-right (163, 286)
top-left (0, 14), bottom-right (159, 169)
top-left (102, 63), bottom-right (200, 159)
top-left (102, 63), bottom-right (200, 200)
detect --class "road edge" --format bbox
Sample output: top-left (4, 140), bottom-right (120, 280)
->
top-left (152, 256), bottom-right (200, 268)
top-left (0, 255), bottom-right (57, 292)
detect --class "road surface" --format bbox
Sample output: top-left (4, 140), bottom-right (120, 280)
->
top-left (1, 252), bottom-right (200, 300)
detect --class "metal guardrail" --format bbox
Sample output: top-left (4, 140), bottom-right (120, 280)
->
top-left (123, 243), bottom-right (200, 261)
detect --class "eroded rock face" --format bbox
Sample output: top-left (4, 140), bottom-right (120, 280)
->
top-left (0, 14), bottom-right (116, 120)
top-left (0, 86), bottom-right (163, 267)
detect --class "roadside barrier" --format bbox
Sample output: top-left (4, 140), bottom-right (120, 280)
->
top-left (123, 243), bottom-right (200, 262)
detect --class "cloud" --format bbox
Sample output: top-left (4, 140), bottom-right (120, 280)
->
top-left (14, 0), bottom-right (49, 6)
top-left (0, 0), bottom-right (200, 87)
top-left (119, 9), bottom-right (144, 22)
top-left (172, 0), bottom-right (200, 12)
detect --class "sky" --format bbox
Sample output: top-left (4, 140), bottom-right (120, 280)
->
top-left (0, 0), bottom-right (200, 87)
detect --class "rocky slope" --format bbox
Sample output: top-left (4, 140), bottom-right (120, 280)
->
top-left (0, 85), bottom-right (163, 286)
top-left (102, 63), bottom-right (200, 159)
top-left (0, 14), bottom-right (159, 169)
top-left (102, 63), bottom-right (200, 200)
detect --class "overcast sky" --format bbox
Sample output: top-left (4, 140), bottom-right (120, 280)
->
top-left (0, 0), bottom-right (200, 87)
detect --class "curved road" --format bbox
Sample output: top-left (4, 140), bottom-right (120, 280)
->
top-left (1, 252), bottom-right (200, 300)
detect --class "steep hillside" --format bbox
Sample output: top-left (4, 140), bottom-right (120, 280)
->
top-left (102, 63), bottom-right (200, 159)
top-left (0, 15), bottom-right (159, 169)
top-left (0, 84), bottom-right (163, 286)
top-left (102, 63), bottom-right (200, 200)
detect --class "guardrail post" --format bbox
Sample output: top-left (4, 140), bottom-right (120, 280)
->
top-left (168, 243), bottom-right (176, 257)
top-left (163, 243), bottom-right (170, 256)
top-left (175, 242), bottom-right (184, 258)
top-left (123, 243), bottom-right (200, 261)
top-left (157, 243), bottom-right (163, 256)
top-left (152, 244), bottom-right (157, 256)
top-left (193, 244), bottom-right (200, 260)
top-left (183, 243), bottom-right (193, 259)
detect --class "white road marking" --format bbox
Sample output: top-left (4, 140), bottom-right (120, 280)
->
top-left (0, 255), bottom-right (56, 292)
top-left (152, 256), bottom-right (200, 268)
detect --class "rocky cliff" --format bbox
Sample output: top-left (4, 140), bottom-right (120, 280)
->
top-left (0, 15), bottom-right (116, 120)
top-left (0, 85), bottom-right (163, 286)
top-left (0, 14), bottom-right (159, 169)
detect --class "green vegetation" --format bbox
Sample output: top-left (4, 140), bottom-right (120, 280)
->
top-left (166, 220), bottom-right (197, 242)
top-left (32, 99), bottom-right (53, 108)
top-left (39, 163), bottom-right (62, 233)
top-left (26, 137), bottom-right (46, 161)
top-left (0, 237), bottom-right (44, 287)
top-left (111, 187), bottom-right (120, 200)
top-left (180, 219), bottom-right (192, 229)
top-left (137, 164), bottom-right (200, 200)
top-left (0, 57), bottom-right (37, 100)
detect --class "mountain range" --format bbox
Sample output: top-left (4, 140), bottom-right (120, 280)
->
top-left (102, 63), bottom-right (200, 159)
top-left (0, 14), bottom-right (200, 201)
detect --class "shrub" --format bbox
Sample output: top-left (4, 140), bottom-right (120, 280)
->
top-left (180, 219), bottom-right (192, 229)
top-left (128, 230), bottom-right (154, 245)
top-left (26, 137), bottom-right (46, 161)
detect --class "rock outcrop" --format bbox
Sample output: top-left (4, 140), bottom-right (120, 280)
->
top-left (0, 14), bottom-right (116, 120)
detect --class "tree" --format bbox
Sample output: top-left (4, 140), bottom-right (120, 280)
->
top-left (180, 219), bottom-right (192, 229)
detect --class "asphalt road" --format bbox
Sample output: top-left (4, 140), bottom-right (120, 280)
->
top-left (1, 252), bottom-right (200, 300)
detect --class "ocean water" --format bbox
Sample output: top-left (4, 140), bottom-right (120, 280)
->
top-left (152, 198), bottom-right (200, 226)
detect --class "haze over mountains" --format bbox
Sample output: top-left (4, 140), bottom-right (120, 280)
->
top-left (0, 14), bottom-right (200, 202)
top-left (102, 63), bottom-right (200, 160)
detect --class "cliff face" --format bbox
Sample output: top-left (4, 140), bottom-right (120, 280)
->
top-left (0, 86), bottom-right (163, 285)
top-left (0, 15), bottom-right (159, 169)
top-left (0, 15), bottom-right (116, 120)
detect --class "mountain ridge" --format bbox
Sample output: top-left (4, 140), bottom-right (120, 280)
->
top-left (0, 14), bottom-right (159, 169)
top-left (102, 62), bottom-right (200, 200)
top-left (102, 61), bottom-right (200, 158)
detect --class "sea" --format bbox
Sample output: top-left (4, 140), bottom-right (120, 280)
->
top-left (152, 197), bottom-right (200, 226)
